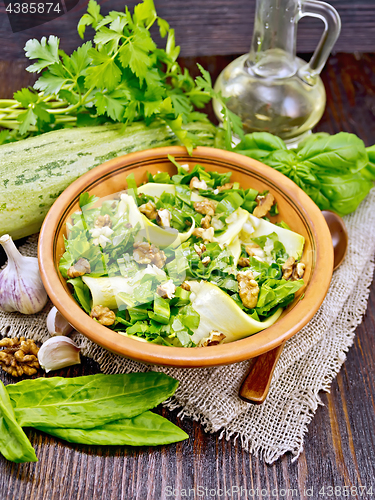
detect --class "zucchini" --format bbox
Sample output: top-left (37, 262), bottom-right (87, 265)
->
top-left (0, 120), bottom-right (217, 240)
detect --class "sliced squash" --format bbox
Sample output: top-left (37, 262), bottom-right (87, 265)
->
top-left (83, 266), bottom-right (167, 309)
top-left (215, 208), bottom-right (249, 246)
top-left (228, 236), bottom-right (241, 267)
top-left (246, 214), bottom-right (305, 260)
top-left (188, 281), bottom-right (282, 345)
top-left (82, 276), bottom-right (133, 310)
top-left (137, 183), bottom-right (176, 199)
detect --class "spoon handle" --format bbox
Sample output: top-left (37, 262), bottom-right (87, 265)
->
top-left (239, 342), bottom-right (285, 404)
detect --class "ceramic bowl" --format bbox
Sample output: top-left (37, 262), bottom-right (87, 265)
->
top-left (38, 146), bottom-right (333, 367)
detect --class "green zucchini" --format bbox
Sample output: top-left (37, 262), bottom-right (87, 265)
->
top-left (0, 120), bottom-right (217, 240)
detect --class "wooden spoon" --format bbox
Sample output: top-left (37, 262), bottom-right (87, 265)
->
top-left (239, 211), bottom-right (348, 404)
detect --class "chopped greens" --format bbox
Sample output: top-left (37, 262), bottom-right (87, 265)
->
top-left (60, 158), bottom-right (305, 347)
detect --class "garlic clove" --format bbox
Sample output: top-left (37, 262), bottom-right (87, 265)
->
top-left (0, 234), bottom-right (48, 314)
top-left (47, 306), bottom-right (74, 336)
top-left (38, 337), bottom-right (81, 373)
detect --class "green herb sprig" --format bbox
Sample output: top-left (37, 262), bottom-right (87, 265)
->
top-left (0, 0), bottom-right (240, 152)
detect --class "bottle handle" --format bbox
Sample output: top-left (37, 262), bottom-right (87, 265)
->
top-left (297, 0), bottom-right (341, 83)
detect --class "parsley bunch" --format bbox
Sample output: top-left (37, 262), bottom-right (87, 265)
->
top-left (0, 0), bottom-right (241, 150)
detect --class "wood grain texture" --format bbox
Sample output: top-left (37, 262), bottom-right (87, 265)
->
top-left (1, 0), bottom-right (375, 61)
top-left (0, 53), bottom-right (375, 499)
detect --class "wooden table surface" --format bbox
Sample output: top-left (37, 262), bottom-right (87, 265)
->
top-left (0, 53), bottom-right (374, 500)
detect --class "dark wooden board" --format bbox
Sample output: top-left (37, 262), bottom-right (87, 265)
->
top-left (0, 53), bottom-right (375, 499)
top-left (1, 0), bottom-right (375, 61)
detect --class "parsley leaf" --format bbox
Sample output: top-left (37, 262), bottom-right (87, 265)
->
top-left (77, 0), bottom-right (103, 39)
top-left (14, 88), bottom-right (38, 107)
top-left (95, 91), bottom-right (128, 121)
top-left (119, 27), bottom-right (156, 81)
top-left (17, 108), bottom-right (37, 135)
top-left (24, 36), bottom-right (60, 73)
top-left (85, 49), bottom-right (122, 91)
top-left (1, 0), bottom-right (230, 149)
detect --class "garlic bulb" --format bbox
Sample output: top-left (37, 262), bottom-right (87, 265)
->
top-left (38, 336), bottom-right (81, 373)
top-left (0, 234), bottom-right (48, 314)
top-left (47, 306), bottom-right (73, 336)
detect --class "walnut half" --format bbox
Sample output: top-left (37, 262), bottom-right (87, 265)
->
top-left (193, 227), bottom-right (215, 243)
top-left (133, 242), bottom-right (166, 268)
top-left (139, 201), bottom-right (157, 220)
top-left (198, 331), bottom-right (226, 347)
top-left (90, 305), bottom-right (116, 326)
top-left (253, 193), bottom-right (275, 218)
top-left (95, 214), bottom-right (112, 228)
top-left (238, 256), bottom-right (250, 268)
top-left (0, 337), bottom-right (40, 377)
top-left (201, 215), bottom-right (212, 229)
top-left (282, 257), bottom-right (305, 281)
top-left (67, 258), bottom-right (91, 279)
top-left (193, 200), bottom-right (216, 216)
top-left (237, 270), bottom-right (259, 309)
top-left (217, 183), bottom-right (234, 192)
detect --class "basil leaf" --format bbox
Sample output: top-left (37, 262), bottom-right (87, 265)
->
top-left (295, 132), bottom-right (330, 151)
top-left (235, 132), bottom-right (287, 153)
top-left (316, 172), bottom-right (373, 216)
top-left (361, 145), bottom-right (375, 181)
top-left (265, 150), bottom-right (318, 185)
top-left (0, 381), bottom-right (37, 463)
top-left (35, 411), bottom-right (188, 446)
top-left (7, 372), bottom-right (179, 429)
top-left (297, 132), bottom-right (368, 175)
top-left (301, 184), bottom-right (330, 211)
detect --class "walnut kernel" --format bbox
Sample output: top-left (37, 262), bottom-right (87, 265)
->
top-left (201, 256), bottom-right (211, 267)
top-left (238, 257), bottom-right (250, 267)
top-left (199, 331), bottom-right (226, 347)
top-left (133, 242), bottom-right (166, 268)
top-left (0, 337), bottom-right (40, 377)
top-left (90, 305), bottom-right (116, 326)
top-left (237, 270), bottom-right (259, 309)
top-left (189, 177), bottom-right (207, 190)
top-left (139, 201), bottom-right (157, 220)
top-left (193, 200), bottom-right (216, 216)
top-left (193, 227), bottom-right (215, 243)
top-left (67, 258), bottom-right (91, 279)
top-left (282, 257), bottom-right (305, 281)
top-left (253, 193), bottom-right (275, 218)
top-left (201, 215), bottom-right (212, 229)
top-left (156, 208), bottom-right (171, 228)
top-left (217, 183), bottom-right (234, 192)
top-left (95, 214), bottom-right (112, 228)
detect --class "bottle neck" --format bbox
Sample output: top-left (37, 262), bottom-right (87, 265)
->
top-left (247, 0), bottom-right (299, 78)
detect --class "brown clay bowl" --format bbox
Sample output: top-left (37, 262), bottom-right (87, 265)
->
top-left (38, 146), bottom-right (334, 368)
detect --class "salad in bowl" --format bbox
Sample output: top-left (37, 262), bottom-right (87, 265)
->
top-left (59, 155), bottom-right (306, 348)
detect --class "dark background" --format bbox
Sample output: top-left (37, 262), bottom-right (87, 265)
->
top-left (0, 0), bottom-right (375, 61)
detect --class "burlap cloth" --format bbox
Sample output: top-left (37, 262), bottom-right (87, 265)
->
top-left (1, 188), bottom-right (375, 464)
